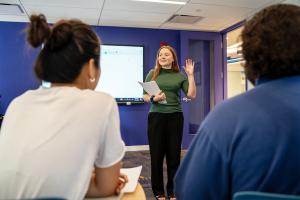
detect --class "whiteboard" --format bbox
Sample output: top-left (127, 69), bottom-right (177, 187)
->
top-left (95, 45), bottom-right (144, 103)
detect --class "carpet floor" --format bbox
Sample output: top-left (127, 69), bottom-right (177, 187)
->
top-left (122, 150), bottom-right (186, 200)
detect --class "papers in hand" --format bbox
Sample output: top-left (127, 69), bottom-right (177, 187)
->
top-left (84, 166), bottom-right (143, 200)
top-left (138, 81), bottom-right (167, 104)
top-left (120, 165), bottom-right (143, 193)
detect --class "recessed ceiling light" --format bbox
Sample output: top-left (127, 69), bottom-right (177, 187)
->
top-left (132, 0), bottom-right (186, 5)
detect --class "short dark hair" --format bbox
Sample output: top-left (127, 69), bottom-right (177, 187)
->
top-left (27, 14), bottom-right (100, 83)
top-left (242, 4), bottom-right (300, 83)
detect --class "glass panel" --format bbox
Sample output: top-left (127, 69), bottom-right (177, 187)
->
top-left (226, 26), bottom-right (249, 98)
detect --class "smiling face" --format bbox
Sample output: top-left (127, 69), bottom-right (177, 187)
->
top-left (158, 47), bottom-right (174, 67)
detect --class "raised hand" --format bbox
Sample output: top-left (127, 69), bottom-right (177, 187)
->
top-left (183, 59), bottom-right (195, 76)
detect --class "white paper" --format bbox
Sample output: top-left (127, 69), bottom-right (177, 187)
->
top-left (138, 81), bottom-right (167, 104)
top-left (120, 165), bottom-right (142, 193)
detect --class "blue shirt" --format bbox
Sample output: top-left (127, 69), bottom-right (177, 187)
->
top-left (175, 75), bottom-right (300, 200)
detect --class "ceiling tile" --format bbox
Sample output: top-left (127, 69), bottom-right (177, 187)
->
top-left (100, 10), bottom-right (171, 24)
top-left (99, 20), bottom-right (161, 29)
top-left (46, 16), bottom-right (98, 25)
top-left (162, 16), bottom-right (240, 31)
top-left (20, 0), bottom-right (104, 9)
top-left (0, 0), bottom-right (19, 4)
top-left (161, 23), bottom-right (219, 31)
top-left (178, 3), bottom-right (253, 19)
top-left (1, 0), bottom-right (288, 32)
top-left (102, 0), bottom-right (183, 14)
top-left (282, 0), bottom-right (300, 5)
top-left (23, 5), bottom-right (100, 20)
top-left (189, 0), bottom-right (279, 9)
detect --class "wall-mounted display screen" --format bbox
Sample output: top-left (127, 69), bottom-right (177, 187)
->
top-left (95, 45), bottom-right (144, 104)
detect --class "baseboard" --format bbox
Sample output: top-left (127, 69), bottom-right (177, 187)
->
top-left (125, 145), bottom-right (149, 151)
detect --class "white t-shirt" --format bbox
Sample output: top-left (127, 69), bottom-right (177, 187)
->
top-left (0, 86), bottom-right (125, 200)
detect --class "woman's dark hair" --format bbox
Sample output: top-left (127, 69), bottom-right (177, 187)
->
top-left (242, 4), bottom-right (300, 83)
top-left (27, 14), bottom-right (100, 83)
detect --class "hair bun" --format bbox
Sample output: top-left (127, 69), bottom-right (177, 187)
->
top-left (27, 14), bottom-right (50, 47)
top-left (47, 22), bottom-right (73, 51)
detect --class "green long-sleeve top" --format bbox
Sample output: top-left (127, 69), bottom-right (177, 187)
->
top-left (144, 68), bottom-right (189, 113)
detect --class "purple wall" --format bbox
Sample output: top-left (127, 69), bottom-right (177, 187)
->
top-left (0, 22), bottom-right (40, 114)
top-left (0, 22), bottom-right (223, 147)
top-left (180, 31), bottom-right (224, 147)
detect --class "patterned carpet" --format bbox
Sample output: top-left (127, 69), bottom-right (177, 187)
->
top-left (122, 150), bottom-right (186, 200)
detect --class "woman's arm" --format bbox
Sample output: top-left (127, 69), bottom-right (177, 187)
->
top-left (143, 92), bottom-right (166, 103)
top-left (184, 59), bottom-right (196, 99)
top-left (86, 161), bottom-right (125, 197)
top-left (143, 94), bottom-right (151, 103)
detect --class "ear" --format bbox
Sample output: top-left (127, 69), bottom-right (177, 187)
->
top-left (87, 58), bottom-right (96, 79)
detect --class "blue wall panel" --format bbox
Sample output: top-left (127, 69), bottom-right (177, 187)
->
top-left (0, 22), bottom-right (39, 114)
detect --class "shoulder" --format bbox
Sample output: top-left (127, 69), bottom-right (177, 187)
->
top-left (200, 86), bottom-right (274, 143)
top-left (6, 89), bottom-right (37, 109)
top-left (145, 69), bottom-right (154, 81)
top-left (179, 71), bottom-right (187, 79)
top-left (171, 71), bottom-right (187, 81)
top-left (209, 84), bottom-right (270, 120)
top-left (81, 90), bottom-right (116, 109)
top-left (200, 91), bottom-right (258, 140)
top-left (203, 92), bottom-right (251, 128)
top-left (147, 69), bottom-right (154, 76)
top-left (83, 89), bottom-right (114, 101)
top-left (189, 93), bottom-right (253, 162)
top-left (171, 71), bottom-right (186, 78)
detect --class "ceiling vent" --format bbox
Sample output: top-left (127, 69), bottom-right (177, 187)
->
top-left (167, 15), bottom-right (203, 24)
top-left (0, 3), bottom-right (25, 15)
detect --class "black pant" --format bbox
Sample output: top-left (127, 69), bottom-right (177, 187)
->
top-left (148, 112), bottom-right (184, 196)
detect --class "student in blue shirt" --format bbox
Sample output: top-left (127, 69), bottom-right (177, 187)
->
top-left (175, 4), bottom-right (300, 200)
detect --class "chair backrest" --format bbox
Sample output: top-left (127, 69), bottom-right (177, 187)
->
top-left (234, 191), bottom-right (300, 200)
top-left (28, 198), bottom-right (66, 200)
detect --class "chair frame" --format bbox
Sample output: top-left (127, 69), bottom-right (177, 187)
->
top-left (234, 191), bottom-right (300, 200)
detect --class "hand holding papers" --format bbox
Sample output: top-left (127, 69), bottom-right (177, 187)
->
top-left (85, 166), bottom-right (143, 200)
top-left (120, 165), bottom-right (143, 193)
top-left (138, 81), bottom-right (167, 104)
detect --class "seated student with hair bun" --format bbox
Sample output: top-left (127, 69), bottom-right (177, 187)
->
top-left (0, 14), bottom-right (127, 199)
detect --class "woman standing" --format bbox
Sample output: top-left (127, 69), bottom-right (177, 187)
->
top-left (143, 45), bottom-right (196, 200)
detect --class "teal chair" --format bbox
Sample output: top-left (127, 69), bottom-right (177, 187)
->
top-left (21, 198), bottom-right (66, 200)
top-left (234, 191), bottom-right (300, 200)
top-left (26, 198), bottom-right (66, 200)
